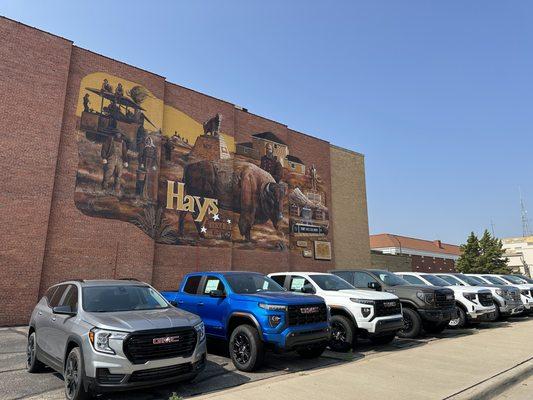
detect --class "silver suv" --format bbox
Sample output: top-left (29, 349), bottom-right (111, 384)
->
top-left (27, 279), bottom-right (206, 400)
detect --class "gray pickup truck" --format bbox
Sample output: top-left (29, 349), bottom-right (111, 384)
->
top-left (27, 279), bottom-right (206, 400)
top-left (331, 269), bottom-right (456, 338)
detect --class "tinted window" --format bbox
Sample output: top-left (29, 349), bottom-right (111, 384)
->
top-left (375, 271), bottom-right (410, 286)
top-left (310, 274), bottom-right (354, 291)
top-left (353, 272), bottom-right (378, 288)
top-left (183, 276), bottom-right (202, 294)
top-left (49, 285), bottom-right (67, 308)
top-left (401, 275), bottom-right (425, 285)
top-left (436, 275), bottom-right (463, 286)
top-left (203, 276), bottom-right (225, 294)
top-left (83, 285), bottom-right (168, 312)
top-left (482, 275), bottom-right (507, 285)
top-left (225, 273), bottom-right (284, 294)
top-left (44, 286), bottom-right (58, 305)
top-left (334, 271), bottom-right (354, 285)
top-left (60, 285), bottom-right (79, 312)
top-left (270, 275), bottom-right (287, 287)
top-left (421, 274), bottom-right (449, 287)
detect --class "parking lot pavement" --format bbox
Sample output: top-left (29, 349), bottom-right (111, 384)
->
top-left (1, 317), bottom-right (532, 400)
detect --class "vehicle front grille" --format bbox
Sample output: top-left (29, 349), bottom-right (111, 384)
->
top-left (123, 328), bottom-right (197, 364)
top-left (478, 292), bottom-right (493, 307)
top-left (508, 291), bottom-right (520, 302)
top-left (435, 290), bottom-right (455, 309)
top-left (374, 299), bottom-right (401, 317)
top-left (287, 303), bottom-right (328, 326)
top-left (129, 363), bottom-right (192, 383)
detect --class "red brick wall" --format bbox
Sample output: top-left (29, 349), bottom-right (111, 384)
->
top-left (411, 255), bottom-right (456, 273)
top-left (0, 17), bottom-right (356, 326)
top-left (0, 19), bottom-right (72, 326)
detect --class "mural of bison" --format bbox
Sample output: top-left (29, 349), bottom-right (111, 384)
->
top-left (179, 159), bottom-right (287, 241)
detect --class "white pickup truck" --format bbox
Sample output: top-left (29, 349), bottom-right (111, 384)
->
top-left (268, 272), bottom-right (404, 351)
top-left (471, 274), bottom-right (532, 315)
top-left (395, 272), bottom-right (496, 328)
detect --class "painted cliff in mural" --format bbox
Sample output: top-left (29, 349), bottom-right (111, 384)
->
top-left (74, 72), bottom-right (331, 259)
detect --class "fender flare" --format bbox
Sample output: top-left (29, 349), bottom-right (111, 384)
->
top-left (227, 312), bottom-right (264, 340)
top-left (328, 305), bottom-right (358, 328)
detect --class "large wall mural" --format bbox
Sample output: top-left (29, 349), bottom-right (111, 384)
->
top-left (74, 73), bottom-right (331, 260)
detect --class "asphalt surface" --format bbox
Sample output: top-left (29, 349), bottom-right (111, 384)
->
top-left (1, 316), bottom-right (531, 399)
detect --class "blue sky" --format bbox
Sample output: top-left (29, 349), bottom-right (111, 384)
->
top-left (2, 1), bottom-right (532, 244)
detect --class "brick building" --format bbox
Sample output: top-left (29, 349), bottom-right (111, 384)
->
top-left (370, 234), bottom-right (460, 273)
top-left (0, 17), bottom-right (371, 326)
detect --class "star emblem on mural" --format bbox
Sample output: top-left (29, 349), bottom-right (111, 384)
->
top-left (200, 226), bottom-right (207, 234)
top-left (213, 214), bottom-right (220, 221)
top-left (226, 219), bottom-right (232, 224)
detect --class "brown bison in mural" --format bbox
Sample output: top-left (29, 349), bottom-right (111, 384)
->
top-left (179, 159), bottom-right (287, 241)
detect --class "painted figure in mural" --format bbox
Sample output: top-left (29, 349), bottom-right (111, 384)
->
top-left (138, 136), bottom-right (158, 202)
top-left (310, 164), bottom-right (321, 191)
top-left (101, 131), bottom-right (129, 196)
top-left (202, 113), bottom-right (222, 136)
top-left (103, 100), bottom-right (120, 129)
top-left (101, 78), bottom-right (113, 93)
top-left (164, 137), bottom-right (174, 161)
top-left (133, 109), bottom-right (147, 150)
top-left (260, 143), bottom-right (283, 183)
top-left (83, 93), bottom-right (91, 112)
top-left (115, 83), bottom-right (124, 101)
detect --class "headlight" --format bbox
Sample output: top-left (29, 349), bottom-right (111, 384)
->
top-left (194, 322), bottom-right (205, 342)
top-left (350, 298), bottom-right (375, 305)
top-left (89, 328), bottom-right (128, 355)
top-left (463, 293), bottom-right (476, 301)
top-left (258, 303), bottom-right (287, 311)
top-left (416, 291), bottom-right (435, 305)
top-left (495, 289), bottom-right (504, 296)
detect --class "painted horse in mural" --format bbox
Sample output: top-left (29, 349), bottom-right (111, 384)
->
top-left (179, 159), bottom-right (286, 241)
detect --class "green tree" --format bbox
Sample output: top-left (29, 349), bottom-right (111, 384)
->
top-left (456, 232), bottom-right (481, 273)
top-left (478, 230), bottom-right (511, 274)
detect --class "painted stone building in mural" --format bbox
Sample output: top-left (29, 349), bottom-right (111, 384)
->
top-left (0, 17), bottom-right (371, 326)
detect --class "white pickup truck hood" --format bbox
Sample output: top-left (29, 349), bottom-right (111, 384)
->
top-left (445, 285), bottom-right (490, 294)
top-left (331, 289), bottom-right (398, 301)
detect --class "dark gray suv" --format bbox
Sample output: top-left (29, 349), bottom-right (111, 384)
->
top-left (27, 279), bottom-right (206, 400)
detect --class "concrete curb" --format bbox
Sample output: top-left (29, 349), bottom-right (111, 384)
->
top-left (445, 358), bottom-right (533, 400)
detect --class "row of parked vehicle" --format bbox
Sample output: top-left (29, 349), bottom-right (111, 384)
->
top-left (26, 269), bottom-right (533, 400)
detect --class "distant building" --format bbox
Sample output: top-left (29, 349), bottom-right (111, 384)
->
top-left (370, 234), bottom-right (460, 272)
top-left (251, 132), bottom-right (289, 166)
top-left (501, 236), bottom-right (533, 277)
top-left (286, 155), bottom-right (306, 174)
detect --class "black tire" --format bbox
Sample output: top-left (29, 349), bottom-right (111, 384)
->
top-left (494, 305), bottom-right (509, 321)
top-left (397, 308), bottom-right (422, 338)
top-left (329, 315), bottom-right (355, 352)
top-left (229, 324), bottom-right (264, 372)
top-left (64, 347), bottom-right (91, 400)
top-left (26, 332), bottom-right (45, 373)
top-left (369, 334), bottom-right (396, 345)
top-left (297, 342), bottom-right (327, 359)
top-left (424, 321), bottom-right (448, 334)
top-left (448, 306), bottom-right (466, 329)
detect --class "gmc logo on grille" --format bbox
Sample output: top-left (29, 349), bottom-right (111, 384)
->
top-left (300, 306), bottom-right (320, 314)
top-left (383, 301), bottom-right (397, 307)
top-left (446, 294), bottom-right (453, 300)
top-left (152, 336), bottom-right (180, 345)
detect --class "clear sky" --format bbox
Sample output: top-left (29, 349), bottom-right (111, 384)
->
top-left (2, 1), bottom-right (532, 245)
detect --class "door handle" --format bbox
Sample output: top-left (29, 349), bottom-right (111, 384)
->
top-left (38, 311), bottom-right (43, 316)
top-left (51, 317), bottom-right (56, 322)
top-left (178, 300), bottom-right (184, 304)
top-left (198, 302), bottom-right (204, 306)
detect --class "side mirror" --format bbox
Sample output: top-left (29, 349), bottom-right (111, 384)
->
top-left (368, 282), bottom-right (382, 291)
top-left (52, 305), bottom-right (76, 316)
top-left (301, 285), bottom-right (315, 294)
top-left (209, 290), bottom-right (226, 298)
top-left (169, 300), bottom-right (178, 307)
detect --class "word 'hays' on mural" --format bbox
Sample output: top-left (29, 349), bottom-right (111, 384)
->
top-left (73, 72), bottom-right (331, 259)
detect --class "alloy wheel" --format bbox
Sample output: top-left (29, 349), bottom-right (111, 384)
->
top-left (65, 354), bottom-right (79, 399)
top-left (331, 321), bottom-right (348, 345)
top-left (401, 313), bottom-right (413, 333)
top-left (232, 333), bottom-right (251, 365)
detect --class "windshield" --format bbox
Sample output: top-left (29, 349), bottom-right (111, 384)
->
top-left (516, 275), bottom-right (533, 284)
top-left (421, 274), bottom-right (449, 287)
top-left (463, 275), bottom-right (486, 286)
top-left (375, 271), bottom-right (410, 286)
top-left (82, 285), bottom-right (169, 312)
top-left (482, 276), bottom-right (507, 285)
top-left (225, 273), bottom-right (284, 294)
top-left (310, 274), bottom-right (354, 291)
top-left (436, 275), bottom-right (464, 286)
top-left (455, 274), bottom-right (481, 286)
top-left (502, 275), bottom-right (527, 284)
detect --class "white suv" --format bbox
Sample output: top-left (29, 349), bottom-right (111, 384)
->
top-left (396, 272), bottom-right (495, 328)
top-left (472, 274), bottom-right (532, 314)
top-left (268, 272), bottom-right (403, 351)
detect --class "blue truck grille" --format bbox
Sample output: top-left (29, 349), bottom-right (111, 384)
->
top-left (123, 328), bottom-right (197, 364)
top-left (287, 303), bottom-right (328, 326)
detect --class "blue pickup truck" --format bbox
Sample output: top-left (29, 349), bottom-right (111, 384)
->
top-left (162, 271), bottom-right (331, 371)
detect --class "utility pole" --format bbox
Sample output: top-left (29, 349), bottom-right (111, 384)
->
top-left (490, 219), bottom-right (495, 237)
top-left (520, 187), bottom-right (531, 237)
